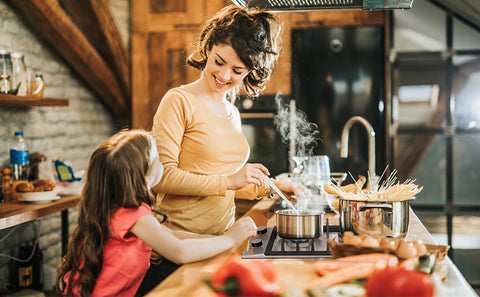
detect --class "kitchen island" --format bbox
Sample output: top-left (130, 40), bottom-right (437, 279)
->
top-left (146, 198), bottom-right (478, 297)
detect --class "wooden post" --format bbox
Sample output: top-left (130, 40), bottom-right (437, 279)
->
top-left (1, 168), bottom-right (12, 203)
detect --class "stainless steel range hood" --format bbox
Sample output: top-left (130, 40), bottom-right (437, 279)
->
top-left (231, 0), bottom-right (414, 11)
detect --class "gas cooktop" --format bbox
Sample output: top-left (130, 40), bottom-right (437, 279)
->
top-left (242, 222), bottom-right (341, 259)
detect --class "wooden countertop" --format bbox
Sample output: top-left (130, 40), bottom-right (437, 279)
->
top-left (146, 198), bottom-right (478, 297)
top-left (0, 195), bottom-right (80, 230)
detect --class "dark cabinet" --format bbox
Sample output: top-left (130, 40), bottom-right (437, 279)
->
top-left (291, 26), bottom-right (386, 180)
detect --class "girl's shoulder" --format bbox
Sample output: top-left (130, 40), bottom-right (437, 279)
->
top-left (111, 204), bottom-right (152, 225)
top-left (110, 203), bottom-right (152, 238)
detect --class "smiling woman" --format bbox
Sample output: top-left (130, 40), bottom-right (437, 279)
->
top-left (137, 4), bottom-right (309, 295)
top-left (149, 4), bottom-right (285, 238)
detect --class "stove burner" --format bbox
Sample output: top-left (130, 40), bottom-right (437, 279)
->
top-left (242, 222), bottom-right (341, 259)
top-left (288, 238), bottom-right (309, 244)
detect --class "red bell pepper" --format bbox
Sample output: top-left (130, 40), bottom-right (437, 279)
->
top-left (206, 255), bottom-right (280, 297)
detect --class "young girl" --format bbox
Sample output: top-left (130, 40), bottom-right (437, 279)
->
top-left (56, 130), bottom-right (257, 297)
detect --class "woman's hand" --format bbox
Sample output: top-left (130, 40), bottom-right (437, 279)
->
top-left (227, 163), bottom-right (269, 190)
top-left (224, 217), bottom-right (257, 246)
top-left (273, 180), bottom-right (311, 203)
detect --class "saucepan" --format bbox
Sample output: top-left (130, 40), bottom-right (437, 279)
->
top-left (276, 209), bottom-right (324, 239)
top-left (339, 198), bottom-right (410, 239)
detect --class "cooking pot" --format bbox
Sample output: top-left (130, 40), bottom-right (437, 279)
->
top-left (276, 209), bottom-right (324, 239)
top-left (339, 198), bottom-right (410, 238)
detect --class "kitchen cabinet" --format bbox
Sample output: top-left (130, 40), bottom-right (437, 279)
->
top-left (145, 198), bottom-right (478, 297)
top-left (290, 10), bottom-right (385, 27)
top-left (0, 94), bottom-right (69, 107)
top-left (132, 0), bottom-right (208, 32)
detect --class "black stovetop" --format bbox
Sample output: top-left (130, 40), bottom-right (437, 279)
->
top-left (242, 222), bottom-right (341, 259)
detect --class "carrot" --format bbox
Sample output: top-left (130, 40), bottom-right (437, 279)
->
top-left (311, 253), bottom-right (398, 288)
top-left (311, 262), bottom-right (377, 287)
top-left (314, 260), bottom-right (351, 276)
top-left (334, 253), bottom-right (395, 261)
top-left (318, 253), bottom-right (398, 267)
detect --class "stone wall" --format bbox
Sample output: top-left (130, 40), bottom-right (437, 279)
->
top-left (0, 0), bottom-right (130, 291)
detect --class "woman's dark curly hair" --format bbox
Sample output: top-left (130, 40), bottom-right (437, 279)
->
top-left (187, 5), bottom-right (281, 97)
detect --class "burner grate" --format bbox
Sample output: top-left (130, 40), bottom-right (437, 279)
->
top-left (264, 225), bottom-right (340, 257)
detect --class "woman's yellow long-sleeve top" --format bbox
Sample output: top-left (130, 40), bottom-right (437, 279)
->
top-left (151, 86), bottom-right (250, 235)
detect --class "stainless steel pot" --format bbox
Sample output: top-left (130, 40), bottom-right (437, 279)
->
top-left (339, 198), bottom-right (410, 238)
top-left (276, 209), bottom-right (324, 239)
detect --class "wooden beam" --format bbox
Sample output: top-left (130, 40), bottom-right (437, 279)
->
top-left (59, 0), bottom-right (130, 99)
top-left (291, 10), bottom-right (385, 28)
top-left (11, 0), bottom-right (129, 123)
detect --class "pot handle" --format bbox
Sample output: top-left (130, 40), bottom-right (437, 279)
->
top-left (359, 203), bottom-right (393, 211)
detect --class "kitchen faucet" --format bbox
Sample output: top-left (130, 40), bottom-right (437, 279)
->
top-left (340, 116), bottom-right (378, 186)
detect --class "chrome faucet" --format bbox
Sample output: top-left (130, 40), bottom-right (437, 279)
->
top-left (340, 116), bottom-right (377, 183)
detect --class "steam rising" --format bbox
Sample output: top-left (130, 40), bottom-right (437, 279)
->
top-left (274, 94), bottom-right (321, 158)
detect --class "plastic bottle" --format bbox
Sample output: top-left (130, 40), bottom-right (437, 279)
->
top-left (10, 131), bottom-right (30, 181)
top-left (11, 52), bottom-right (27, 96)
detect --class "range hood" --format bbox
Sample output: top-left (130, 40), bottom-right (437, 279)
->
top-left (231, 0), bottom-right (414, 11)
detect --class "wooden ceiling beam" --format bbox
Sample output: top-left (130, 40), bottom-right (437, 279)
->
top-left (10, 0), bottom-right (129, 123)
top-left (59, 0), bottom-right (130, 99)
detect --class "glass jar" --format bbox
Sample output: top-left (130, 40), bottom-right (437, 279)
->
top-left (11, 52), bottom-right (27, 96)
top-left (0, 50), bottom-right (12, 94)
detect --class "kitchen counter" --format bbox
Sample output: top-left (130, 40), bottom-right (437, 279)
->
top-left (146, 198), bottom-right (478, 297)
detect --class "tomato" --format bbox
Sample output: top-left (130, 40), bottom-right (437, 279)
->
top-left (366, 267), bottom-right (435, 297)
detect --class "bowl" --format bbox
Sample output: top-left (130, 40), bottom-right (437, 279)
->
top-left (19, 190), bottom-right (59, 203)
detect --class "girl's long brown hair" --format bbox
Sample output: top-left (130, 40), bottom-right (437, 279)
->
top-left (56, 130), bottom-right (155, 297)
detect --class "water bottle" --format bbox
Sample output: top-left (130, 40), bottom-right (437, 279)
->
top-left (10, 131), bottom-right (30, 181)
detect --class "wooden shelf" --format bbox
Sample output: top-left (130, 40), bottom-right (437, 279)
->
top-left (0, 93), bottom-right (69, 107)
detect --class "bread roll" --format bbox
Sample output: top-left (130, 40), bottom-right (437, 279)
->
top-left (15, 182), bottom-right (35, 193)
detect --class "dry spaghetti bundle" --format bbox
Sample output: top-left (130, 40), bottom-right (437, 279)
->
top-left (325, 169), bottom-right (423, 201)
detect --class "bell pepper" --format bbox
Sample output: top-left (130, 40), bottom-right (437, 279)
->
top-left (206, 255), bottom-right (280, 296)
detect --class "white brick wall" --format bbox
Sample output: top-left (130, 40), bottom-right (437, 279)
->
top-left (0, 0), bottom-right (130, 290)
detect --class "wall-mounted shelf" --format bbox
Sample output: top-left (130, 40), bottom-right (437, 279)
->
top-left (0, 93), bottom-right (69, 107)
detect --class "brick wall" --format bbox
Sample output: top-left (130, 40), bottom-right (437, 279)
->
top-left (0, 0), bottom-right (130, 291)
